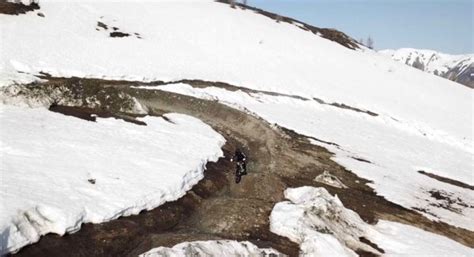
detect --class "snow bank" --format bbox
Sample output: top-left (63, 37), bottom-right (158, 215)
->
top-left (270, 187), bottom-right (375, 256)
top-left (270, 186), bottom-right (473, 257)
top-left (0, 104), bottom-right (225, 254)
top-left (155, 83), bottom-right (474, 231)
top-left (139, 240), bottom-right (284, 257)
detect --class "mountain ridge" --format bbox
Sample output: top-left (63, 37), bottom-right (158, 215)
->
top-left (380, 48), bottom-right (473, 88)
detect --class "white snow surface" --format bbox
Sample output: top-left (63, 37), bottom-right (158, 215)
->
top-left (369, 220), bottom-right (474, 257)
top-left (0, 104), bottom-right (225, 254)
top-left (270, 186), bottom-right (473, 257)
top-left (139, 240), bottom-right (284, 257)
top-left (379, 48), bottom-right (473, 76)
top-left (6, 0), bottom-right (38, 5)
top-left (270, 187), bottom-right (363, 257)
top-left (154, 83), bottom-right (474, 231)
top-left (0, 0), bottom-right (471, 150)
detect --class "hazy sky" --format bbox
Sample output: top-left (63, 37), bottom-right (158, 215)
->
top-left (250, 0), bottom-right (473, 54)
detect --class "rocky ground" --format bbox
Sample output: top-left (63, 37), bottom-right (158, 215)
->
top-left (6, 78), bottom-right (473, 257)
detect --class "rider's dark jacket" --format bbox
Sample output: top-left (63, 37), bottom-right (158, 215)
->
top-left (232, 151), bottom-right (246, 162)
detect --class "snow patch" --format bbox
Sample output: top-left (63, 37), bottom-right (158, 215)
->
top-left (140, 240), bottom-right (284, 257)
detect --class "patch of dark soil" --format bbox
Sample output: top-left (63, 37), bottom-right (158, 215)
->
top-left (309, 137), bottom-right (340, 147)
top-left (278, 126), bottom-right (341, 150)
top-left (427, 189), bottom-right (473, 213)
top-left (18, 77), bottom-right (141, 114)
top-left (430, 190), bottom-right (450, 201)
top-left (216, 0), bottom-right (360, 50)
top-left (355, 250), bottom-right (379, 257)
top-left (418, 170), bottom-right (474, 190)
top-left (38, 71), bottom-right (52, 78)
top-left (94, 21), bottom-right (140, 39)
top-left (352, 157), bottom-right (372, 163)
top-left (359, 237), bottom-right (385, 254)
top-left (313, 97), bottom-right (378, 117)
top-left (411, 207), bottom-right (439, 218)
top-left (0, 0), bottom-right (39, 15)
top-left (331, 102), bottom-right (378, 117)
top-left (48, 104), bottom-right (146, 126)
top-left (175, 79), bottom-right (311, 101)
top-left (109, 31), bottom-right (130, 38)
top-left (97, 21), bottom-right (108, 30)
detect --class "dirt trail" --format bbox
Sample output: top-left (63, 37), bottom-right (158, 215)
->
top-left (9, 79), bottom-right (474, 257)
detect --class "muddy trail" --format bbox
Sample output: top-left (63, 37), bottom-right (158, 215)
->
top-left (8, 78), bottom-right (474, 257)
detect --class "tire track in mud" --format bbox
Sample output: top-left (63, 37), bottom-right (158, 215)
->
top-left (8, 78), bottom-right (474, 257)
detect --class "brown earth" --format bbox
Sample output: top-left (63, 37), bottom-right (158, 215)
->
top-left (0, 0), bottom-right (39, 15)
top-left (418, 170), bottom-right (474, 190)
top-left (8, 78), bottom-right (474, 257)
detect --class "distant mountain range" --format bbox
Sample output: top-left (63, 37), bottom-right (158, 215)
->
top-left (380, 48), bottom-right (473, 88)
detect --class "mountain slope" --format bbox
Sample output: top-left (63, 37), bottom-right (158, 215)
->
top-left (380, 48), bottom-right (473, 88)
top-left (1, 1), bottom-right (470, 145)
top-left (1, 0), bottom-right (473, 256)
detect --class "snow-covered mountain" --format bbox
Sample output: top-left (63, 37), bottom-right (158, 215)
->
top-left (380, 48), bottom-right (473, 88)
top-left (1, 1), bottom-right (473, 256)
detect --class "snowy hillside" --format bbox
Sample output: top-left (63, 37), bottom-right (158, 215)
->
top-left (380, 48), bottom-right (473, 88)
top-left (1, 1), bottom-right (471, 147)
top-left (1, 0), bottom-right (473, 256)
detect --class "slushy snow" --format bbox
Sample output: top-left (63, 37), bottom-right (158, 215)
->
top-left (0, 105), bottom-right (225, 254)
